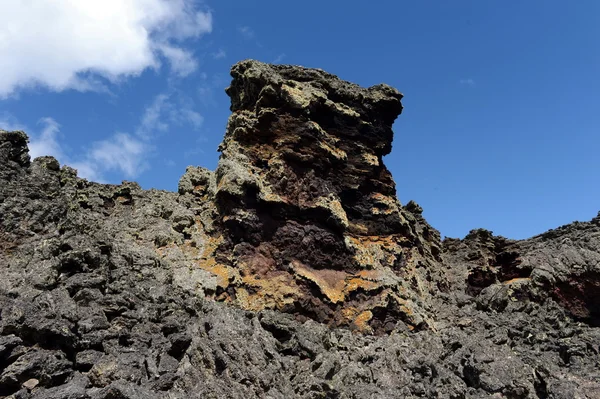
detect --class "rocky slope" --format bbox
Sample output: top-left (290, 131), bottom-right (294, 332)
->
top-left (0, 60), bottom-right (598, 398)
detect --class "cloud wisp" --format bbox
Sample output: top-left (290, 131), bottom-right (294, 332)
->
top-left (212, 49), bottom-right (227, 60)
top-left (76, 133), bottom-right (150, 181)
top-left (0, 113), bottom-right (26, 132)
top-left (2, 92), bottom-right (203, 183)
top-left (0, 0), bottom-right (213, 97)
top-left (0, 116), bottom-right (67, 163)
top-left (19, 118), bottom-right (150, 183)
top-left (273, 54), bottom-right (287, 64)
top-left (77, 92), bottom-right (203, 181)
top-left (238, 26), bottom-right (256, 40)
top-left (459, 78), bottom-right (476, 87)
top-left (28, 118), bottom-right (65, 161)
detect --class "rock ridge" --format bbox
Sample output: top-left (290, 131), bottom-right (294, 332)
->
top-left (0, 60), bottom-right (599, 398)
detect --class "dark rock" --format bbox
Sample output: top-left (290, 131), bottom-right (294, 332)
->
top-left (0, 349), bottom-right (72, 394)
top-left (0, 61), bottom-right (599, 398)
top-left (206, 60), bottom-right (445, 332)
top-left (30, 372), bottom-right (90, 399)
top-left (91, 380), bottom-right (156, 399)
top-left (75, 350), bottom-right (104, 371)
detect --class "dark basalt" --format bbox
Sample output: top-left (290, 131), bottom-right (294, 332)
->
top-left (0, 60), bottom-right (599, 398)
top-left (209, 61), bottom-right (444, 333)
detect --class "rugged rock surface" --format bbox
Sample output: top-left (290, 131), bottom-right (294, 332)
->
top-left (198, 61), bottom-right (445, 333)
top-left (1, 60), bottom-right (599, 398)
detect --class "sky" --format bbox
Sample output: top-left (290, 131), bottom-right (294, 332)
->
top-left (1, 1), bottom-right (599, 240)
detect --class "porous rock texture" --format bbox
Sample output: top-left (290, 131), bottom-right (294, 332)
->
top-left (0, 60), bottom-right (599, 398)
top-left (208, 61), bottom-right (445, 333)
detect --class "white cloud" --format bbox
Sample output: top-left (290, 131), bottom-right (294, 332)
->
top-left (2, 90), bottom-right (203, 181)
top-left (0, 0), bottom-right (212, 97)
top-left (29, 118), bottom-right (65, 160)
top-left (73, 92), bottom-right (202, 180)
top-left (0, 113), bottom-right (26, 132)
top-left (68, 161), bottom-right (103, 183)
top-left (1, 115), bottom-right (67, 162)
top-left (460, 78), bottom-right (476, 86)
top-left (238, 26), bottom-right (255, 40)
top-left (34, 92), bottom-right (202, 181)
top-left (85, 133), bottom-right (150, 179)
top-left (197, 86), bottom-right (215, 107)
top-left (65, 132), bottom-right (151, 182)
top-left (67, 75), bottom-right (114, 96)
top-left (196, 73), bottom-right (227, 107)
top-left (273, 53), bottom-right (286, 64)
top-left (138, 92), bottom-right (203, 137)
top-left (11, 117), bottom-right (149, 181)
top-left (158, 45), bottom-right (199, 77)
top-left (212, 49), bottom-right (227, 60)
top-left (173, 109), bottom-right (204, 129)
top-left (39, 126), bottom-right (151, 182)
top-left (138, 94), bottom-right (171, 137)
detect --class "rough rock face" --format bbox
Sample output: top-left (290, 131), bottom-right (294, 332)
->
top-left (194, 61), bottom-right (445, 333)
top-left (1, 60), bottom-right (599, 398)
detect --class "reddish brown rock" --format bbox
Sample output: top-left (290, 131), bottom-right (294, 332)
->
top-left (178, 60), bottom-right (445, 333)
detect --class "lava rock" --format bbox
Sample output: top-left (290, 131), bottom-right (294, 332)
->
top-left (1, 61), bottom-right (599, 398)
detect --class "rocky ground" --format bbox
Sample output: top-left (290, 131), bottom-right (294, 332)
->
top-left (0, 60), bottom-right (598, 398)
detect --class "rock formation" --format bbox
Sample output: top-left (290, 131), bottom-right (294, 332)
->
top-left (181, 61), bottom-right (445, 333)
top-left (0, 60), bottom-right (599, 398)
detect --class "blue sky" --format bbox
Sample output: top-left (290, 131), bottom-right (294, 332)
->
top-left (1, 1), bottom-right (598, 240)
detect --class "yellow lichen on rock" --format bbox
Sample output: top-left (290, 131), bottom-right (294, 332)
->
top-left (352, 310), bottom-right (373, 333)
top-left (318, 140), bottom-right (348, 162)
top-left (313, 194), bottom-right (349, 230)
top-left (235, 273), bottom-right (298, 311)
top-left (201, 60), bottom-right (443, 333)
top-left (331, 100), bottom-right (361, 119)
top-left (281, 83), bottom-right (312, 109)
top-left (369, 193), bottom-right (399, 215)
top-left (175, 224), bottom-right (235, 290)
top-left (344, 271), bottom-right (383, 294)
top-left (345, 235), bottom-right (403, 270)
top-left (292, 261), bottom-right (348, 304)
top-left (361, 152), bottom-right (379, 166)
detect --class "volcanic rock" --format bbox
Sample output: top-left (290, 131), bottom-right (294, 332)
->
top-left (0, 60), bottom-right (599, 398)
top-left (186, 60), bottom-right (445, 333)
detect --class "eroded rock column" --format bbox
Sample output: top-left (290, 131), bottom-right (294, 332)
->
top-left (185, 60), bottom-right (445, 333)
